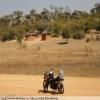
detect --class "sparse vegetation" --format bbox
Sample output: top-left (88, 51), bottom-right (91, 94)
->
top-left (73, 31), bottom-right (85, 39)
top-left (1, 32), bottom-right (16, 42)
top-left (0, 3), bottom-right (100, 42)
top-left (0, 3), bottom-right (100, 77)
top-left (0, 37), bottom-right (100, 77)
top-left (96, 35), bottom-right (100, 41)
top-left (16, 33), bottom-right (24, 48)
top-left (86, 38), bottom-right (90, 43)
top-left (22, 43), bottom-right (27, 49)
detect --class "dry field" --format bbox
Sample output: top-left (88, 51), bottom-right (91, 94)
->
top-left (0, 35), bottom-right (100, 77)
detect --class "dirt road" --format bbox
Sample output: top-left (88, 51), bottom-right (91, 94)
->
top-left (0, 74), bottom-right (100, 96)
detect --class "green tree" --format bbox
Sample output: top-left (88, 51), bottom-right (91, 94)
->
top-left (13, 10), bottom-right (23, 25)
top-left (17, 32), bottom-right (23, 48)
top-left (52, 22), bottom-right (61, 37)
top-left (62, 26), bottom-right (70, 44)
top-left (41, 8), bottom-right (50, 20)
top-left (91, 3), bottom-right (100, 14)
top-left (30, 9), bottom-right (36, 15)
top-left (13, 10), bottom-right (23, 18)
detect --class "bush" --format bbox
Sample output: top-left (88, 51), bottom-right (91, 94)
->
top-left (86, 38), bottom-right (90, 43)
top-left (73, 31), bottom-right (85, 39)
top-left (96, 35), bottom-right (100, 41)
top-left (22, 43), bottom-right (27, 49)
top-left (61, 27), bottom-right (71, 44)
top-left (1, 32), bottom-right (16, 42)
top-left (16, 33), bottom-right (23, 48)
top-left (50, 22), bottom-right (61, 37)
top-left (94, 22), bottom-right (100, 31)
top-left (62, 31), bottom-right (70, 39)
top-left (51, 33), bottom-right (59, 37)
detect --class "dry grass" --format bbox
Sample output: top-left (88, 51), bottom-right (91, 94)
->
top-left (0, 35), bottom-right (100, 77)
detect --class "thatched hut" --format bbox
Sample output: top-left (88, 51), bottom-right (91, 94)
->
top-left (25, 30), bottom-right (39, 40)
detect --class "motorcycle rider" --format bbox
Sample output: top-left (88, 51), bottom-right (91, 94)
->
top-left (48, 67), bottom-right (54, 80)
top-left (44, 67), bottom-right (54, 87)
top-left (58, 69), bottom-right (64, 80)
top-left (55, 69), bottom-right (64, 82)
top-left (43, 68), bottom-right (64, 93)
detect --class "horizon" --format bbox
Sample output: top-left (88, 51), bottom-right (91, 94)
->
top-left (0, 0), bottom-right (100, 16)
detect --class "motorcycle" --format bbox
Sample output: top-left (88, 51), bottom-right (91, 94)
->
top-left (43, 72), bottom-right (64, 94)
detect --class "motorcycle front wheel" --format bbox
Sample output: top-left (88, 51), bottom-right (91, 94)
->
top-left (58, 82), bottom-right (64, 94)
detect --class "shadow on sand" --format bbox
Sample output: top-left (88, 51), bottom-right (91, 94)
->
top-left (57, 42), bottom-right (68, 45)
top-left (38, 90), bottom-right (59, 95)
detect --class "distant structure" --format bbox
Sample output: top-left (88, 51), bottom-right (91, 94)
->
top-left (25, 29), bottom-right (52, 41)
top-left (25, 30), bottom-right (39, 40)
top-left (41, 30), bottom-right (48, 41)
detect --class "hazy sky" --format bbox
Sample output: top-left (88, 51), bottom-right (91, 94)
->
top-left (0, 0), bottom-right (100, 16)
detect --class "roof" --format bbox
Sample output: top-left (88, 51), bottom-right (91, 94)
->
top-left (42, 30), bottom-right (48, 34)
top-left (34, 30), bottom-right (38, 34)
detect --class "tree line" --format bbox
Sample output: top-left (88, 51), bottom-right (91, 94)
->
top-left (0, 3), bottom-right (100, 42)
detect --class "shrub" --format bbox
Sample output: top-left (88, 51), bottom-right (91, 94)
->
top-left (61, 26), bottom-right (71, 44)
top-left (1, 32), bottom-right (16, 42)
top-left (50, 22), bottom-right (61, 37)
top-left (62, 31), bottom-right (70, 39)
top-left (96, 35), bottom-right (100, 41)
top-left (94, 22), bottom-right (100, 31)
top-left (73, 31), bottom-right (85, 39)
top-left (22, 43), bottom-right (27, 49)
top-left (86, 38), bottom-right (90, 43)
top-left (51, 33), bottom-right (59, 37)
top-left (16, 33), bottom-right (23, 48)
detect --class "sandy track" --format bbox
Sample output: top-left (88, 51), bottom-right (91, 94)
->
top-left (0, 74), bottom-right (100, 96)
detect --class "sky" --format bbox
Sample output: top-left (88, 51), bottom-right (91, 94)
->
top-left (0, 0), bottom-right (100, 16)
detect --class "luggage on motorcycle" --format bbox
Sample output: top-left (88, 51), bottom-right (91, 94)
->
top-left (50, 80), bottom-right (57, 90)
